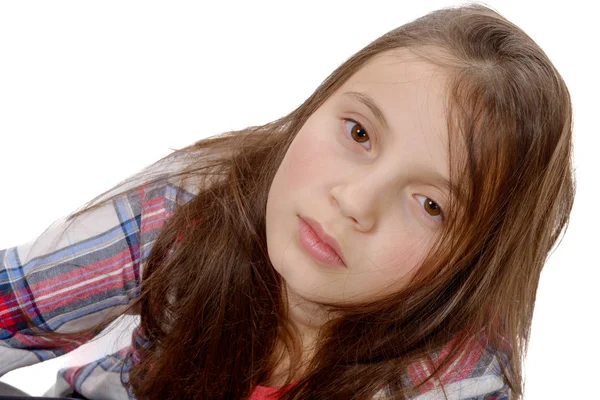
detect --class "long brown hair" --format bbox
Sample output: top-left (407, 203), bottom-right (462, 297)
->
top-left (19, 4), bottom-right (575, 399)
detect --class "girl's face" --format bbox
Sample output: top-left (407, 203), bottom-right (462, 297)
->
top-left (266, 48), bottom-right (450, 310)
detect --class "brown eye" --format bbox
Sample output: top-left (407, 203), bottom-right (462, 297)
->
top-left (344, 119), bottom-right (370, 147)
top-left (415, 194), bottom-right (444, 223)
top-left (424, 198), bottom-right (442, 217)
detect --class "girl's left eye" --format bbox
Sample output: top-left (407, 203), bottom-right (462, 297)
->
top-left (415, 194), bottom-right (444, 224)
top-left (343, 119), bottom-right (371, 150)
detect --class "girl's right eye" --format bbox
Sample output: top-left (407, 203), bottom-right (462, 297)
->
top-left (342, 118), bottom-right (372, 151)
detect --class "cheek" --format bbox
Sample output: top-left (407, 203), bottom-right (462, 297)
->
top-left (364, 235), bottom-right (427, 279)
top-left (342, 234), bottom-right (430, 298)
top-left (279, 126), bottom-right (334, 188)
top-left (266, 125), bottom-right (329, 225)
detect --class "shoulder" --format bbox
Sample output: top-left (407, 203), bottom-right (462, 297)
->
top-left (402, 333), bottom-right (510, 399)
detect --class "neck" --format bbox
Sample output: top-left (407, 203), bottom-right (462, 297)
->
top-left (284, 282), bottom-right (330, 336)
top-left (261, 284), bottom-right (326, 387)
top-left (263, 337), bottom-right (316, 387)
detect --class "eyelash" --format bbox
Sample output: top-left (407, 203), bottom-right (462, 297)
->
top-left (341, 117), bottom-right (445, 224)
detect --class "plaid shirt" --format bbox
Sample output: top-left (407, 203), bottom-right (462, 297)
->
top-left (0, 152), bottom-right (511, 399)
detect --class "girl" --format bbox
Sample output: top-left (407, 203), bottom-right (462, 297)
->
top-left (0, 4), bottom-right (575, 400)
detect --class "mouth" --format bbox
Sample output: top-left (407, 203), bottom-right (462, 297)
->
top-left (297, 214), bottom-right (346, 267)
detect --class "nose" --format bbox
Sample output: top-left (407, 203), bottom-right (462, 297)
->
top-left (330, 184), bottom-right (379, 232)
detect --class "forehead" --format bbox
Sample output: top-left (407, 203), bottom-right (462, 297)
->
top-left (340, 48), bottom-right (449, 110)
top-left (359, 48), bottom-right (446, 81)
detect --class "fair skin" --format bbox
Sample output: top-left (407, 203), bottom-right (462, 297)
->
top-left (264, 48), bottom-right (450, 385)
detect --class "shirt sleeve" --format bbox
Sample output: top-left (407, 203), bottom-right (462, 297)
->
top-left (45, 324), bottom-right (152, 400)
top-left (401, 331), bottom-right (511, 400)
top-left (0, 150), bottom-right (199, 381)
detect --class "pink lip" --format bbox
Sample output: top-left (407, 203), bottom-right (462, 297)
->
top-left (297, 215), bottom-right (346, 267)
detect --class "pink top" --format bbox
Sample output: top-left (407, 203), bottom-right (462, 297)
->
top-left (250, 382), bottom-right (298, 400)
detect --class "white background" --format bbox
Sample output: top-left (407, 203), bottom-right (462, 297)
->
top-left (0, 1), bottom-right (597, 398)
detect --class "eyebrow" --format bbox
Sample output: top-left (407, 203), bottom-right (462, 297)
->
top-left (342, 91), bottom-right (391, 132)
